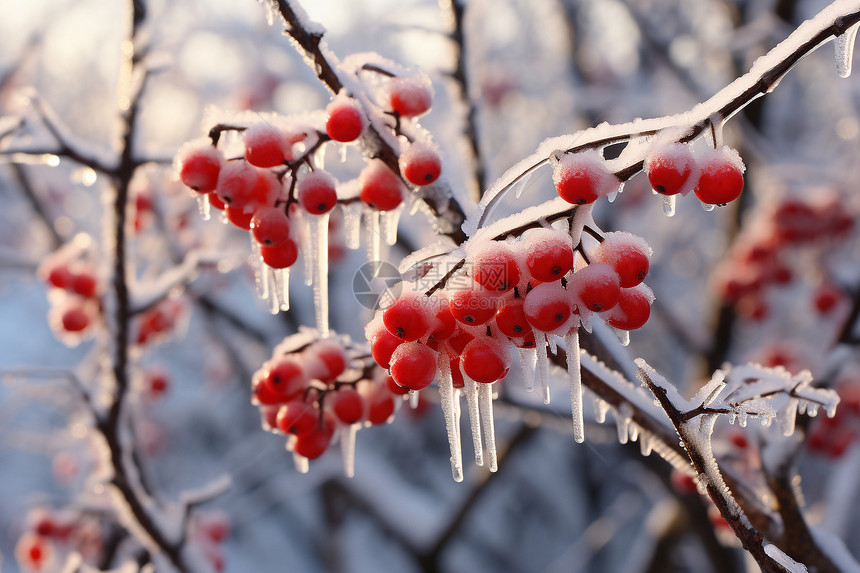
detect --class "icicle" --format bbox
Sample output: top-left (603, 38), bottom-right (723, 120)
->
top-left (438, 357), bottom-right (464, 482)
top-left (640, 431), bottom-right (653, 456)
top-left (702, 203), bottom-right (715, 212)
top-left (835, 22), bottom-right (859, 78)
top-left (780, 398), bottom-right (799, 436)
top-left (661, 195), bottom-right (676, 217)
top-left (629, 423), bottom-right (640, 442)
top-left (364, 209), bottom-right (382, 263)
top-left (271, 268), bottom-right (290, 312)
top-left (613, 328), bottom-right (630, 347)
top-left (308, 213), bottom-right (330, 336)
top-left (342, 205), bottom-right (362, 250)
top-left (535, 335), bottom-right (551, 405)
top-left (338, 144), bottom-right (348, 164)
top-left (615, 405), bottom-right (632, 444)
top-left (798, 399), bottom-right (809, 415)
top-left (196, 194), bottom-right (211, 221)
top-left (594, 397), bottom-right (609, 424)
top-left (728, 412), bottom-right (737, 425)
top-left (513, 171), bottom-right (532, 199)
top-left (565, 331), bottom-right (585, 443)
top-left (267, 270), bottom-right (280, 315)
top-left (478, 382), bottom-right (498, 472)
top-left (409, 390), bottom-right (419, 409)
top-left (453, 388), bottom-right (462, 452)
top-left (738, 411), bottom-right (748, 428)
top-left (379, 204), bottom-right (404, 246)
top-left (294, 210), bottom-right (314, 286)
top-left (807, 403), bottom-right (819, 418)
top-left (464, 376), bottom-right (484, 466)
top-left (607, 190), bottom-right (618, 203)
top-left (339, 424), bottom-right (358, 478)
top-left (293, 452), bottom-right (309, 474)
top-left (547, 335), bottom-right (558, 355)
top-left (519, 348), bottom-right (536, 391)
top-left (252, 240), bottom-right (266, 299)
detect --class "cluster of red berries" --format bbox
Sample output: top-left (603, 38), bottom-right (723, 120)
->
top-left (252, 332), bottom-right (406, 462)
top-left (807, 375), bottom-right (860, 458)
top-left (15, 509), bottom-right (104, 572)
top-left (713, 194), bottom-right (854, 321)
top-left (550, 143), bottom-right (745, 207)
top-left (136, 296), bottom-right (187, 346)
top-left (39, 245), bottom-right (101, 343)
top-left (189, 511), bottom-right (231, 573)
top-left (175, 68), bottom-right (443, 272)
top-left (368, 227), bottom-right (654, 390)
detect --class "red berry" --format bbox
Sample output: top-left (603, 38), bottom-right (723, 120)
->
top-left (430, 305), bottom-right (457, 340)
top-left (449, 288), bottom-right (497, 326)
top-left (385, 375), bottom-right (410, 396)
top-left (524, 282), bottom-right (573, 332)
top-left (298, 171), bottom-right (338, 215)
top-left (325, 97), bottom-right (365, 142)
top-left (69, 270), bottom-right (98, 298)
top-left (694, 147), bottom-right (744, 205)
top-left (251, 207), bottom-right (291, 246)
top-left (145, 369), bottom-right (169, 399)
top-left (332, 387), bottom-right (365, 424)
top-left (571, 263), bottom-right (621, 313)
top-left (472, 243), bottom-right (520, 292)
top-left (523, 228), bottom-right (573, 282)
top-left (644, 144), bottom-right (696, 196)
top-left (383, 293), bottom-right (434, 341)
top-left (461, 339), bottom-right (510, 383)
top-left (495, 299), bottom-right (532, 338)
top-left (215, 162), bottom-right (257, 208)
top-left (42, 260), bottom-right (73, 289)
top-left (261, 240), bottom-right (299, 269)
top-left (387, 77), bottom-right (433, 117)
top-left (813, 284), bottom-right (842, 314)
top-left (15, 532), bottom-right (51, 571)
top-left (446, 327), bottom-right (475, 355)
top-left (511, 331), bottom-right (537, 348)
top-left (390, 342), bottom-right (437, 390)
top-left (225, 206), bottom-right (254, 230)
top-left (176, 141), bottom-right (222, 193)
top-left (310, 340), bottom-right (348, 380)
top-left (605, 285), bottom-right (653, 330)
top-left (553, 150), bottom-right (617, 205)
top-left (258, 358), bottom-right (307, 403)
top-left (362, 382), bottom-right (396, 425)
top-left (399, 142), bottom-right (441, 186)
top-left (371, 328), bottom-right (402, 369)
top-left (244, 122), bottom-right (290, 168)
top-left (276, 400), bottom-right (318, 435)
top-left (293, 414), bottom-right (335, 459)
top-left (449, 357), bottom-right (465, 388)
top-left (207, 192), bottom-right (226, 211)
top-left (60, 304), bottom-right (92, 333)
top-left (593, 232), bottom-right (651, 288)
top-left (359, 160), bottom-right (404, 211)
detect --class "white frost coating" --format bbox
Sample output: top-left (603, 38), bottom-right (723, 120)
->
top-left (565, 331), bottom-right (585, 443)
top-left (339, 424), bottom-right (358, 478)
top-left (438, 357), bottom-right (464, 482)
top-left (342, 205), bottom-right (362, 250)
top-left (835, 22), bottom-right (860, 77)
top-left (464, 376), bottom-right (484, 466)
top-left (764, 543), bottom-right (808, 573)
top-left (478, 382), bottom-right (498, 472)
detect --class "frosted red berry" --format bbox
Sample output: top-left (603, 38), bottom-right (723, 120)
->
top-left (644, 144), bottom-right (696, 196)
top-left (225, 206), bottom-right (254, 230)
top-left (244, 122), bottom-right (289, 168)
top-left (332, 387), bottom-right (364, 424)
top-left (215, 162), bottom-right (257, 208)
top-left (400, 142), bottom-right (441, 186)
top-left (460, 339), bottom-right (510, 383)
top-left (177, 141), bottom-right (222, 193)
top-left (60, 304), bottom-right (92, 333)
top-left (325, 98), bottom-right (365, 142)
top-left (251, 207), bottom-right (291, 246)
top-left (70, 271), bottom-right (98, 298)
top-left (276, 400), bottom-right (318, 435)
top-left (371, 328), bottom-right (402, 369)
top-left (553, 150), bottom-right (617, 205)
top-left (605, 285), bottom-right (653, 330)
top-left (311, 340), bottom-right (348, 380)
top-left (571, 263), bottom-right (620, 312)
top-left (260, 358), bottom-right (306, 402)
top-left (449, 288), bottom-right (497, 326)
top-left (293, 415), bottom-right (335, 459)
top-left (261, 240), bottom-right (299, 269)
top-left (298, 171), bottom-right (338, 215)
top-left (388, 77), bottom-right (433, 117)
top-left (383, 293), bottom-right (433, 341)
top-left (593, 233), bottom-right (652, 288)
top-left (385, 375), bottom-right (410, 396)
top-left (694, 147), bottom-right (745, 205)
top-left (430, 306), bottom-right (457, 340)
top-left (523, 282), bottom-right (573, 332)
top-left (362, 382), bottom-right (395, 425)
top-left (495, 299), bottom-right (532, 338)
top-left (389, 342), bottom-right (437, 390)
top-left (472, 243), bottom-right (520, 292)
top-left (523, 229), bottom-right (573, 282)
top-left (359, 160), bottom-right (404, 211)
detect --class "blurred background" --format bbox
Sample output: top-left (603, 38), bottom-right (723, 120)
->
top-left (1, 0), bottom-right (859, 571)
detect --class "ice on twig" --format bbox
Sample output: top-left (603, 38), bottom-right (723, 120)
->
top-left (438, 357), bottom-right (464, 482)
top-left (835, 22), bottom-right (860, 78)
top-left (478, 383), bottom-right (498, 472)
top-left (764, 543), bottom-right (808, 573)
